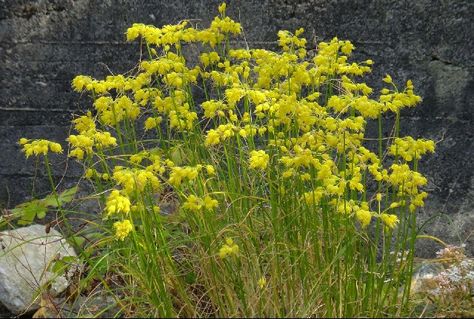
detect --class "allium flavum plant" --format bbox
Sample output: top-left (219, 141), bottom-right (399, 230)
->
top-left (19, 3), bottom-right (436, 317)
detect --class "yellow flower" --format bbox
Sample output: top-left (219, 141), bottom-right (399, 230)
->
top-left (389, 137), bottom-right (435, 161)
top-left (182, 195), bottom-right (203, 212)
top-left (383, 74), bottom-right (393, 84)
top-left (183, 194), bottom-right (218, 212)
top-left (205, 129), bottom-right (221, 146)
top-left (300, 173), bottom-right (311, 181)
top-left (376, 193), bottom-right (383, 202)
top-left (71, 75), bottom-right (93, 92)
top-left (168, 165), bottom-right (200, 187)
top-left (219, 238), bottom-right (239, 259)
top-left (340, 41), bottom-right (355, 55)
top-left (388, 164), bottom-right (427, 196)
top-left (282, 169), bottom-right (295, 178)
top-left (73, 113), bottom-right (95, 133)
top-left (389, 202), bottom-right (401, 209)
top-left (203, 195), bottom-right (218, 210)
top-left (48, 142), bottom-right (63, 153)
top-left (355, 209), bottom-right (372, 228)
top-left (20, 139), bottom-right (63, 158)
top-left (257, 276), bottom-right (267, 289)
top-left (113, 167), bottom-right (160, 194)
top-left (113, 219), bottom-right (133, 241)
top-left (249, 150), bottom-right (269, 170)
top-left (105, 190), bottom-right (131, 216)
top-left (218, 2), bottom-right (226, 14)
top-left (144, 117), bottom-right (163, 130)
top-left (205, 165), bottom-right (216, 175)
top-left (93, 131), bottom-right (117, 148)
top-left (202, 100), bottom-right (226, 118)
top-left (303, 188), bottom-right (324, 205)
top-left (380, 213), bottom-right (399, 229)
top-left (85, 168), bottom-right (95, 179)
top-left (67, 134), bottom-right (94, 159)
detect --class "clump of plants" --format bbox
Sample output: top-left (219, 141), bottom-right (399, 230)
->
top-left (16, 3), bottom-right (437, 317)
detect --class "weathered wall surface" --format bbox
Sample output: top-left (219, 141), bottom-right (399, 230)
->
top-left (1, 0), bottom-right (473, 256)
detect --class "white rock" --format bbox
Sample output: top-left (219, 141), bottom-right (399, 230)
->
top-left (0, 224), bottom-right (77, 314)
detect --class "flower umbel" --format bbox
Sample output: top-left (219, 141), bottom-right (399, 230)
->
top-left (114, 219), bottom-right (133, 240)
top-left (20, 139), bottom-right (63, 158)
top-left (106, 190), bottom-right (131, 216)
top-left (219, 238), bottom-right (239, 259)
top-left (249, 150), bottom-right (269, 170)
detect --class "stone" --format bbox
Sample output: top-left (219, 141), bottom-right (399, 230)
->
top-left (0, 224), bottom-right (77, 314)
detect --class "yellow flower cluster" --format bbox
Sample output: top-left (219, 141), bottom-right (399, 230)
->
top-left (388, 164), bottom-right (428, 212)
top-left (200, 52), bottom-right (220, 68)
top-left (303, 187), bottom-right (325, 205)
top-left (389, 137), bottom-right (435, 162)
top-left (144, 116), bottom-right (163, 130)
top-left (355, 209), bottom-right (372, 228)
top-left (219, 238), bottom-right (239, 259)
top-left (71, 75), bottom-right (94, 92)
top-left (314, 37), bottom-right (372, 77)
top-left (278, 28), bottom-right (307, 57)
top-left (380, 213), bottom-right (399, 230)
top-left (67, 135), bottom-right (93, 159)
top-left (168, 165), bottom-right (202, 187)
top-left (129, 149), bottom-right (167, 175)
top-left (59, 2), bottom-right (437, 246)
top-left (113, 166), bottom-right (161, 195)
top-left (67, 112), bottom-right (117, 160)
top-left (124, 4), bottom-right (240, 51)
top-left (249, 150), bottom-right (269, 170)
top-left (105, 190), bottom-right (131, 216)
top-left (19, 138), bottom-right (62, 158)
top-left (182, 194), bottom-right (218, 212)
top-left (205, 165), bottom-right (216, 175)
top-left (113, 219), bottom-right (133, 240)
top-left (95, 96), bottom-right (140, 126)
top-left (379, 79), bottom-right (422, 113)
top-left (205, 123), bottom-right (237, 146)
top-left (202, 99), bottom-right (229, 118)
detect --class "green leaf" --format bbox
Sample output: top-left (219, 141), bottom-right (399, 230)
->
top-left (36, 206), bottom-right (47, 219)
top-left (41, 194), bottom-right (58, 207)
top-left (57, 186), bottom-right (78, 205)
top-left (68, 235), bottom-right (86, 248)
top-left (15, 201), bottom-right (48, 225)
top-left (7, 186), bottom-right (77, 226)
top-left (50, 256), bottom-right (77, 275)
top-left (8, 187), bottom-right (77, 226)
top-left (42, 186), bottom-right (78, 207)
top-left (51, 259), bottom-right (67, 275)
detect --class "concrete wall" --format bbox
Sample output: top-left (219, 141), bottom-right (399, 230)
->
top-left (1, 0), bottom-right (473, 256)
